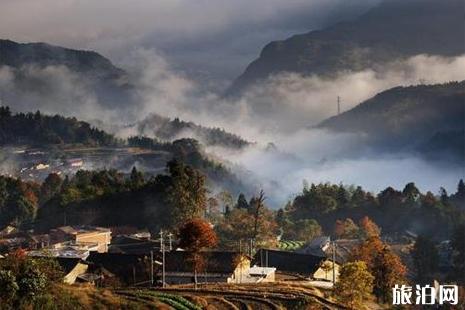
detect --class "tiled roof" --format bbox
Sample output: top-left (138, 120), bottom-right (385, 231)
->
top-left (253, 249), bottom-right (325, 276)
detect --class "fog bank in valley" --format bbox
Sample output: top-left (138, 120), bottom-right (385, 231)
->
top-left (1, 50), bottom-right (464, 207)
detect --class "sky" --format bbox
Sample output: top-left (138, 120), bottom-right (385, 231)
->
top-left (0, 0), bottom-right (381, 90)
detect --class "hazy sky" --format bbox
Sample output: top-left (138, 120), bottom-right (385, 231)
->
top-left (0, 0), bottom-right (381, 89)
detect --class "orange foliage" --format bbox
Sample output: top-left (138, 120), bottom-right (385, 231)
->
top-left (359, 216), bottom-right (381, 238)
top-left (178, 218), bottom-right (218, 251)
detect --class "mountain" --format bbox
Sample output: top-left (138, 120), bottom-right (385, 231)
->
top-left (228, 0), bottom-right (463, 95)
top-left (135, 113), bottom-right (250, 149)
top-left (318, 81), bottom-right (465, 160)
top-left (0, 106), bottom-right (117, 146)
top-left (0, 39), bottom-right (134, 111)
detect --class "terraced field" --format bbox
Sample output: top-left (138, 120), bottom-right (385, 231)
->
top-left (278, 240), bottom-right (305, 251)
top-left (112, 282), bottom-right (346, 310)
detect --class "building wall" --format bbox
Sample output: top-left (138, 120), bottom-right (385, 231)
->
top-left (75, 232), bottom-right (111, 253)
top-left (64, 263), bottom-right (88, 284)
top-left (313, 260), bottom-right (340, 282)
top-left (230, 258), bottom-right (252, 283)
top-left (261, 271), bottom-right (275, 282)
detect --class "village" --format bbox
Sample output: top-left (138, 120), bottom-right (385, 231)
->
top-left (1, 146), bottom-right (170, 181)
top-left (0, 224), bottom-right (342, 288)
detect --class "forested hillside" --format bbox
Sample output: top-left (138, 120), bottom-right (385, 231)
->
top-left (0, 106), bottom-right (117, 146)
top-left (136, 113), bottom-right (250, 149)
top-left (318, 81), bottom-right (465, 159)
top-left (229, 0), bottom-right (463, 94)
top-left (0, 39), bottom-right (133, 110)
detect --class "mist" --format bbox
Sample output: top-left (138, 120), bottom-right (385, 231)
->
top-left (0, 0), bottom-right (382, 89)
top-left (130, 53), bottom-right (465, 139)
top-left (212, 129), bottom-right (464, 206)
top-left (1, 46), bottom-right (464, 207)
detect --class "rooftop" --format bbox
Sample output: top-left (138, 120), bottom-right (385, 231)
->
top-left (55, 226), bottom-right (111, 235)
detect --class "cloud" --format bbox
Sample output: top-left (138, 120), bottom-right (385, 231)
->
top-left (235, 54), bottom-right (465, 132)
top-left (0, 0), bottom-right (381, 86)
top-left (1, 47), bottom-right (463, 207)
top-left (213, 128), bottom-right (464, 207)
top-left (0, 64), bottom-right (130, 125)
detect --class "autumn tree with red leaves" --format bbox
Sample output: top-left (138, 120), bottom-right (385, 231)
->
top-left (178, 218), bottom-right (218, 287)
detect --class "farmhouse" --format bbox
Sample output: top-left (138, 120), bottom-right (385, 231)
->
top-left (253, 249), bottom-right (326, 279)
top-left (163, 251), bottom-right (250, 284)
top-left (86, 252), bottom-right (151, 286)
top-left (56, 257), bottom-right (89, 284)
top-left (50, 226), bottom-right (112, 253)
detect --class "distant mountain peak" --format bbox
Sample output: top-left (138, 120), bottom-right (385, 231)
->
top-left (227, 0), bottom-right (463, 95)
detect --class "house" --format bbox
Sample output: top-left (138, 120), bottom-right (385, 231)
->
top-left (86, 252), bottom-right (152, 286)
top-left (67, 159), bottom-right (84, 168)
top-left (163, 251), bottom-right (251, 285)
top-left (50, 226), bottom-right (111, 253)
top-left (243, 266), bottom-right (276, 283)
top-left (300, 238), bottom-right (360, 265)
top-left (28, 246), bottom-right (90, 259)
top-left (0, 225), bottom-right (17, 236)
top-left (312, 259), bottom-right (340, 282)
top-left (253, 249), bottom-right (326, 279)
top-left (299, 236), bottom-right (331, 256)
top-left (109, 235), bottom-right (159, 254)
top-left (56, 257), bottom-right (89, 284)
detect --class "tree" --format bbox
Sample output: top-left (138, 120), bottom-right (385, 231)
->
top-left (250, 190), bottom-right (266, 240)
top-left (236, 193), bottom-right (249, 209)
top-left (216, 206), bottom-right (278, 249)
top-left (372, 247), bottom-right (407, 303)
top-left (358, 216), bottom-right (381, 239)
top-left (0, 270), bottom-right (18, 305)
top-left (285, 219), bottom-right (322, 242)
top-left (129, 166), bottom-right (144, 189)
top-left (450, 224), bottom-right (465, 284)
top-left (456, 179), bottom-right (465, 200)
top-left (334, 218), bottom-right (359, 239)
top-left (402, 182), bottom-right (420, 207)
top-left (217, 190), bottom-right (233, 214)
top-left (353, 237), bottom-right (407, 303)
top-left (334, 261), bottom-right (374, 309)
top-left (167, 160), bottom-right (207, 226)
top-left (206, 197), bottom-right (221, 223)
top-left (439, 187), bottom-right (449, 205)
top-left (0, 250), bottom-right (63, 308)
top-left (411, 235), bottom-right (438, 283)
top-left (40, 173), bottom-right (63, 203)
top-left (178, 218), bottom-right (218, 287)
top-left (378, 187), bottom-right (403, 210)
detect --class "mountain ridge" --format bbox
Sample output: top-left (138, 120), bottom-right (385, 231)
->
top-left (318, 81), bottom-right (465, 160)
top-left (228, 0), bottom-right (464, 95)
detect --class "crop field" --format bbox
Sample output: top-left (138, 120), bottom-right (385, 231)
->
top-left (278, 240), bottom-right (305, 251)
top-left (110, 282), bottom-right (346, 310)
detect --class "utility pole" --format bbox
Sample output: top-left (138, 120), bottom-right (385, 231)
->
top-left (239, 239), bottom-right (242, 283)
top-left (332, 241), bottom-right (336, 285)
top-left (159, 230), bottom-right (166, 288)
top-left (168, 233), bottom-right (173, 251)
top-left (337, 96), bottom-right (341, 115)
top-left (150, 250), bottom-right (154, 287)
